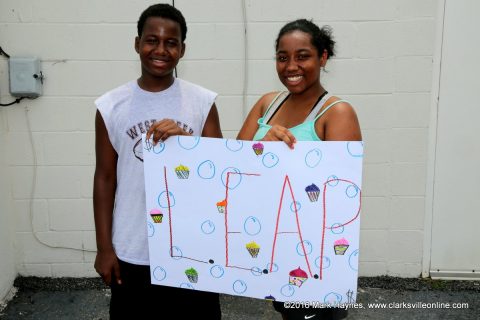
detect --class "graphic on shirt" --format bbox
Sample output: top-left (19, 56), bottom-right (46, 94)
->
top-left (143, 137), bottom-right (363, 303)
top-left (131, 119), bottom-right (195, 162)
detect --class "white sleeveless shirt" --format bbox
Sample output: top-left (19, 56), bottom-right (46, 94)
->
top-left (95, 78), bottom-right (217, 265)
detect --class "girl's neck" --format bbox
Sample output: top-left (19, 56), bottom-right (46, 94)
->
top-left (289, 83), bottom-right (326, 103)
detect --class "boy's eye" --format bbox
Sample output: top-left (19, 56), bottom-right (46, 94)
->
top-left (146, 38), bottom-right (158, 44)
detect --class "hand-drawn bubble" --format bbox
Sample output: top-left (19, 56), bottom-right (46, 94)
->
top-left (262, 152), bottom-right (279, 168)
top-left (315, 256), bottom-right (331, 269)
top-left (225, 139), bottom-right (243, 152)
top-left (327, 175), bottom-right (339, 187)
top-left (296, 240), bottom-right (313, 256)
top-left (266, 263), bottom-right (279, 273)
top-left (280, 284), bottom-right (295, 297)
top-left (210, 265), bottom-right (225, 278)
top-left (290, 201), bottom-right (302, 212)
top-left (152, 266), bottom-right (166, 281)
top-left (330, 223), bottom-right (345, 235)
top-left (348, 249), bottom-right (359, 271)
top-left (221, 167), bottom-right (242, 190)
top-left (197, 160), bottom-right (216, 179)
top-left (347, 141), bottom-right (363, 157)
top-left (158, 191), bottom-right (175, 208)
top-left (232, 280), bottom-right (247, 294)
top-left (244, 216), bottom-right (262, 236)
top-left (324, 292), bottom-right (342, 304)
top-left (346, 184), bottom-right (360, 198)
top-left (178, 136), bottom-right (200, 150)
top-left (201, 220), bottom-right (215, 234)
top-left (180, 282), bottom-right (195, 290)
top-left (152, 141), bottom-right (165, 154)
top-left (305, 149), bottom-right (322, 168)
top-left (250, 267), bottom-right (263, 276)
top-left (147, 222), bottom-right (155, 237)
top-left (171, 246), bottom-right (183, 260)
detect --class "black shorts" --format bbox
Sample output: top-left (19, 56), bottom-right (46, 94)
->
top-left (110, 259), bottom-right (221, 319)
top-left (273, 301), bottom-right (348, 320)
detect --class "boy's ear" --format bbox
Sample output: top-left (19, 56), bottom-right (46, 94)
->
top-left (180, 42), bottom-right (186, 58)
top-left (135, 36), bottom-right (140, 54)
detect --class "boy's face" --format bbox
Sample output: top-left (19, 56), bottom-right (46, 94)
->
top-left (135, 17), bottom-right (185, 81)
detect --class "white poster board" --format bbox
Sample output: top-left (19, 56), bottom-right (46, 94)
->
top-left (143, 136), bottom-right (363, 304)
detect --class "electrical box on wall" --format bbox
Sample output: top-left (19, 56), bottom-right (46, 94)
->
top-left (9, 56), bottom-right (43, 98)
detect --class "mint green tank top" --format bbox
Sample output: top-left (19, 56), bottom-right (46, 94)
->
top-left (252, 91), bottom-right (347, 141)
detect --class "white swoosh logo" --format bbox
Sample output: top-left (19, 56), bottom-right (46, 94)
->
top-left (304, 315), bottom-right (316, 319)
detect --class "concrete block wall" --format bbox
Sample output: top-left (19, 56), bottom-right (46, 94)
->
top-left (0, 0), bottom-right (438, 284)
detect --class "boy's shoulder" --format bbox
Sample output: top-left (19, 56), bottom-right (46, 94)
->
top-left (95, 80), bottom-right (136, 107)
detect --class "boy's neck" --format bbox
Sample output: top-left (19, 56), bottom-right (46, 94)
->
top-left (137, 74), bottom-right (175, 92)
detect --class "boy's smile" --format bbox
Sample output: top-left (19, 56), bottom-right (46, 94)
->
top-left (135, 17), bottom-right (185, 91)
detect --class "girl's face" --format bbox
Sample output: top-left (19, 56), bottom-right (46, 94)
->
top-left (275, 30), bottom-right (325, 94)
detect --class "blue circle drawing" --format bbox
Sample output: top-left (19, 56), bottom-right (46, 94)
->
top-left (324, 292), bottom-right (342, 304)
top-left (296, 240), bottom-right (313, 256)
top-left (330, 223), bottom-right (345, 235)
top-left (315, 256), bottom-right (331, 269)
top-left (147, 222), bottom-right (155, 237)
top-left (327, 175), bottom-right (339, 187)
top-left (348, 249), bottom-right (359, 271)
top-left (171, 246), bottom-right (183, 260)
top-left (210, 265), bottom-right (225, 278)
top-left (197, 160), bottom-right (216, 179)
top-left (221, 167), bottom-right (242, 190)
top-left (266, 263), bottom-right (279, 273)
top-left (250, 267), bottom-right (262, 276)
top-left (178, 136), bottom-right (200, 150)
top-left (152, 266), bottom-right (166, 281)
top-left (201, 220), bottom-right (215, 234)
top-left (232, 280), bottom-right (247, 294)
top-left (180, 283), bottom-right (195, 290)
top-left (346, 184), bottom-right (359, 198)
top-left (290, 201), bottom-right (302, 212)
top-left (305, 149), bottom-right (322, 168)
top-left (280, 284), bottom-right (295, 297)
top-left (244, 216), bottom-right (262, 235)
top-left (158, 191), bottom-right (175, 208)
top-left (262, 152), bottom-right (279, 168)
top-left (347, 141), bottom-right (363, 157)
top-left (225, 139), bottom-right (243, 152)
top-left (152, 142), bottom-right (165, 154)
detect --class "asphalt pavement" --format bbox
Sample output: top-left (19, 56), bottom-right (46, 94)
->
top-left (0, 276), bottom-right (478, 319)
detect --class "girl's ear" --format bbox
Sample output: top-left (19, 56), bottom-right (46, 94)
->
top-left (320, 49), bottom-right (328, 67)
top-left (135, 37), bottom-right (140, 54)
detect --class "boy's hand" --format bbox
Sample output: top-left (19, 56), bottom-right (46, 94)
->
top-left (94, 248), bottom-right (121, 286)
top-left (262, 125), bottom-right (296, 149)
top-left (146, 119), bottom-right (191, 145)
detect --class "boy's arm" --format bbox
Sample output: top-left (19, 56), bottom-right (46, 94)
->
top-left (93, 110), bottom-right (121, 285)
top-left (201, 103), bottom-right (222, 138)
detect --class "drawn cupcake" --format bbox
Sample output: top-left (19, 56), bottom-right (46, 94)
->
top-left (245, 241), bottom-right (260, 258)
top-left (175, 164), bottom-right (190, 179)
top-left (334, 237), bottom-right (349, 255)
top-left (216, 199), bottom-right (227, 213)
top-left (289, 267), bottom-right (308, 287)
top-left (252, 142), bottom-right (264, 156)
top-left (305, 183), bottom-right (320, 202)
top-left (185, 267), bottom-right (198, 283)
top-left (149, 209), bottom-right (163, 223)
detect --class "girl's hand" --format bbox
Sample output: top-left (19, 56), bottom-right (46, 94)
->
top-left (146, 119), bottom-right (191, 145)
top-left (262, 125), bottom-right (297, 149)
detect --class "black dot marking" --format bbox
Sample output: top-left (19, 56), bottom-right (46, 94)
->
top-left (209, 259), bottom-right (214, 264)
top-left (314, 274), bottom-right (319, 279)
top-left (263, 269), bottom-right (269, 274)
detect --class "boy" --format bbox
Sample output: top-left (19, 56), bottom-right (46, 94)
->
top-left (93, 4), bottom-right (222, 318)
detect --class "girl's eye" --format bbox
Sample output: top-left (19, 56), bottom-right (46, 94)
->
top-left (276, 56), bottom-right (287, 62)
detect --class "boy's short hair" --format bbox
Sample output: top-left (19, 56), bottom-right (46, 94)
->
top-left (137, 3), bottom-right (187, 42)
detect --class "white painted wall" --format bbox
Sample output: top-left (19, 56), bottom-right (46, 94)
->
top-left (0, 0), bottom-right (439, 289)
top-left (0, 110), bottom-right (16, 301)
